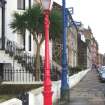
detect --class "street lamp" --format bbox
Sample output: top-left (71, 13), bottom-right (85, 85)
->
top-left (61, 0), bottom-right (70, 102)
top-left (42, 0), bottom-right (53, 105)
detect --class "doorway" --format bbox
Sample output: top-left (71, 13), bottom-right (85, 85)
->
top-left (0, 63), bottom-right (3, 80)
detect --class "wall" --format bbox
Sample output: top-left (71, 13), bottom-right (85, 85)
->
top-left (87, 47), bottom-right (91, 68)
top-left (6, 0), bottom-right (17, 42)
top-left (40, 40), bottom-right (52, 61)
top-left (67, 26), bottom-right (78, 67)
top-left (0, 2), bottom-right (3, 49)
top-left (0, 98), bottom-right (22, 105)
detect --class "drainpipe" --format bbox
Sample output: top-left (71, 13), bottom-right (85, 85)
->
top-left (2, 0), bottom-right (6, 50)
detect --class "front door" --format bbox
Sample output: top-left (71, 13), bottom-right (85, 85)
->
top-left (0, 63), bottom-right (3, 80)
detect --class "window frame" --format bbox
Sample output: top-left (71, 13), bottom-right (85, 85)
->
top-left (17, 0), bottom-right (25, 10)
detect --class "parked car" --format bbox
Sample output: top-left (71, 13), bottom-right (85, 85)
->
top-left (98, 66), bottom-right (105, 74)
top-left (97, 67), bottom-right (101, 73)
top-left (98, 66), bottom-right (105, 82)
top-left (99, 71), bottom-right (105, 82)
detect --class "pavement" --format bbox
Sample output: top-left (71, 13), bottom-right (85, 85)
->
top-left (55, 69), bottom-right (105, 105)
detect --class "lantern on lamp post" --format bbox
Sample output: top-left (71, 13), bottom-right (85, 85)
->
top-left (42, 0), bottom-right (53, 105)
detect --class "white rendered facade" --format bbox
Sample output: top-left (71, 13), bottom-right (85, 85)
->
top-left (6, 0), bottom-right (34, 54)
top-left (0, 0), bottom-right (53, 82)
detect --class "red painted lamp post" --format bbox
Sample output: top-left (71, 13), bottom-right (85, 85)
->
top-left (42, 0), bottom-right (53, 105)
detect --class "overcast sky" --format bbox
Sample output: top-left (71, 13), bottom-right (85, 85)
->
top-left (54, 0), bottom-right (105, 54)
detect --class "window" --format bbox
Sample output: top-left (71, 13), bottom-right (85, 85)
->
top-left (0, 1), bottom-right (1, 8)
top-left (29, 34), bottom-right (31, 51)
top-left (23, 30), bottom-right (26, 50)
top-left (17, 0), bottom-right (25, 10)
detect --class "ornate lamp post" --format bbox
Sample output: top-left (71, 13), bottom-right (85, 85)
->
top-left (61, 0), bottom-right (70, 102)
top-left (42, 0), bottom-right (53, 105)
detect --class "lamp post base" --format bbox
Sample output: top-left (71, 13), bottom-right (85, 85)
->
top-left (60, 86), bottom-right (70, 102)
top-left (60, 65), bottom-right (70, 102)
top-left (43, 91), bottom-right (53, 105)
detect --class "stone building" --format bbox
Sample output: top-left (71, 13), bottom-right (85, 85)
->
top-left (98, 53), bottom-right (104, 67)
top-left (91, 38), bottom-right (99, 68)
top-left (78, 26), bottom-right (92, 69)
top-left (103, 54), bottom-right (105, 66)
top-left (67, 22), bottom-right (78, 67)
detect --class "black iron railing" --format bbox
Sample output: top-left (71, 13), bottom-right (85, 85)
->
top-left (5, 39), bottom-right (35, 73)
top-left (3, 67), bottom-right (60, 82)
top-left (3, 38), bottom-right (61, 81)
top-left (3, 69), bottom-right (35, 82)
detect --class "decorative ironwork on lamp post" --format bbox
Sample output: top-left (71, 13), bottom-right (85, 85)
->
top-left (60, 0), bottom-right (70, 102)
top-left (42, 0), bottom-right (53, 105)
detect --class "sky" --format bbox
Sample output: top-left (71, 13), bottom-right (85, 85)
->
top-left (54, 0), bottom-right (105, 54)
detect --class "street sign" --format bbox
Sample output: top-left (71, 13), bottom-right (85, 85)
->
top-left (74, 21), bottom-right (81, 26)
top-left (67, 7), bottom-right (74, 15)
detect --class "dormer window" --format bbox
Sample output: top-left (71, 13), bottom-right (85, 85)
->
top-left (17, 0), bottom-right (25, 10)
